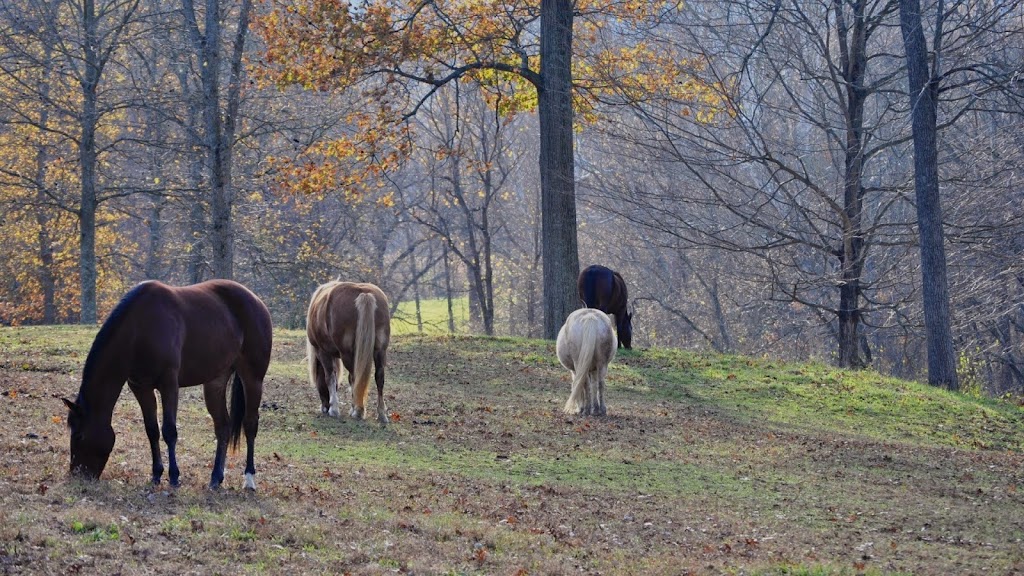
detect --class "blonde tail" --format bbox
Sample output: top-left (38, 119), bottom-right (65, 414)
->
top-left (563, 318), bottom-right (597, 414)
top-left (306, 337), bottom-right (318, 390)
top-left (353, 292), bottom-right (377, 412)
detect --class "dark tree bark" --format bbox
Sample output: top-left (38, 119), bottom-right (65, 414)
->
top-left (77, 0), bottom-right (102, 324)
top-left (538, 0), bottom-right (580, 339)
top-left (835, 0), bottom-right (873, 368)
top-left (899, 0), bottom-right (959, 390)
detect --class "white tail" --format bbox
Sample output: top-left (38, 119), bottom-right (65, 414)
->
top-left (352, 292), bottom-right (377, 410)
top-left (306, 337), bottom-right (317, 391)
top-left (563, 315), bottom-right (600, 414)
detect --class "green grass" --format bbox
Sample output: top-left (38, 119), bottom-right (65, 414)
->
top-left (69, 520), bottom-right (120, 542)
top-left (615, 346), bottom-right (1024, 451)
top-left (391, 296), bottom-right (469, 335)
top-left (2, 325), bottom-right (1023, 575)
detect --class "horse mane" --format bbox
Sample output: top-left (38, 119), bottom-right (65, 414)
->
top-left (78, 282), bottom-right (151, 408)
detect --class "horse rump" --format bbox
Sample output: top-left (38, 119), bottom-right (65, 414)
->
top-left (557, 308), bottom-right (617, 416)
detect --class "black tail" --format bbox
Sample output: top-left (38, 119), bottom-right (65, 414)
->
top-left (229, 372), bottom-right (245, 451)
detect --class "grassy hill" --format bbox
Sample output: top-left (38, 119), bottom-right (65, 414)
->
top-left (392, 297), bottom-right (469, 335)
top-left (1, 325), bottom-right (1022, 575)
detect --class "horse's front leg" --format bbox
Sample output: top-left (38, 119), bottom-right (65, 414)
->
top-left (374, 348), bottom-right (388, 425)
top-left (202, 372), bottom-right (233, 489)
top-left (128, 382), bottom-right (164, 485)
top-left (158, 370), bottom-right (182, 487)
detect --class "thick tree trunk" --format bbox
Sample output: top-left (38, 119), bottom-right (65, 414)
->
top-left (538, 0), bottom-right (580, 339)
top-left (899, 0), bottom-right (959, 390)
top-left (199, 0), bottom-right (230, 279)
top-left (78, 0), bottom-right (100, 324)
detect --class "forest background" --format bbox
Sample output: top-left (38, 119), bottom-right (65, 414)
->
top-left (1, 0), bottom-right (1022, 395)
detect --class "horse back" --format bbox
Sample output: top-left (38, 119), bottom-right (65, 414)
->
top-left (307, 282), bottom-right (390, 354)
top-left (578, 265), bottom-right (627, 316)
top-left (142, 280), bottom-right (270, 387)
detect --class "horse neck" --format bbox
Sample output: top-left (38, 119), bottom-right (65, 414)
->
top-left (78, 334), bottom-right (129, 420)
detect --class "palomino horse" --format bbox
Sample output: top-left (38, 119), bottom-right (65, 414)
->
top-left (306, 281), bottom-right (391, 424)
top-left (557, 307), bottom-right (617, 416)
top-left (578, 264), bottom-right (633, 349)
top-left (63, 280), bottom-right (272, 490)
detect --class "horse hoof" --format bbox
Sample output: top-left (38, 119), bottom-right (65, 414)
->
top-left (207, 482), bottom-right (222, 492)
top-left (243, 473), bottom-right (256, 491)
top-left (328, 406), bottom-right (341, 418)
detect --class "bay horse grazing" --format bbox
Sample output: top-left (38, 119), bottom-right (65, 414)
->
top-left (62, 280), bottom-right (272, 491)
top-left (306, 281), bottom-right (391, 424)
top-left (578, 264), bottom-right (633, 349)
top-left (557, 308), bottom-right (617, 416)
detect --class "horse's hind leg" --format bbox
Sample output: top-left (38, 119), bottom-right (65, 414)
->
top-left (202, 371), bottom-right (233, 489)
top-left (312, 353), bottom-right (331, 415)
top-left (341, 351), bottom-right (363, 419)
top-left (597, 365), bottom-right (608, 416)
top-left (320, 351), bottom-right (342, 418)
top-left (236, 363), bottom-right (265, 491)
top-left (374, 348), bottom-right (388, 425)
top-left (128, 382), bottom-right (164, 485)
top-left (157, 368), bottom-right (182, 487)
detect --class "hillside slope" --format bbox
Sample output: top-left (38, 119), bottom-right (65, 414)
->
top-left (1, 326), bottom-right (1022, 575)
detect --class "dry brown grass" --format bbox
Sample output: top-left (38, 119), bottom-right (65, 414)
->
top-left (1, 327), bottom-right (1023, 575)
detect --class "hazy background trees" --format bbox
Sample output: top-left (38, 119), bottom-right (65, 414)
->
top-left (1, 0), bottom-right (1022, 395)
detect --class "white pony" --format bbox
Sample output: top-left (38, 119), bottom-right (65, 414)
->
top-left (557, 308), bottom-right (617, 416)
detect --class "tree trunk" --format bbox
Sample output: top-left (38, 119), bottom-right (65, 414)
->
top-left (145, 201), bottom-right (164, 279)
top-left (406, 228), bottom-right (423, 332)
top-left (201, 0), bottom-right (230, 278)
top-left (78, 0), bottom-right (100, 324)
top-left (836, 0), bottom-right (870, 369)
top-left (443, 243), bottom-right (456, 333)
top-left (186, 0), bottom-right (252, 280)
top-left (899, 0), bottom-right (959, 390)
top-left (538, 0), bottom-right (580, 339)
top-left (34, 48), bottom-right (56, 324)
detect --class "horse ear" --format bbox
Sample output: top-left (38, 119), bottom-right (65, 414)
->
top-left (61, 397), bottom-right (80, 415)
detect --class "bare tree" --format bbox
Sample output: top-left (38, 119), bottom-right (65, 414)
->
top-left (181, 0), bottom-right (251, 279)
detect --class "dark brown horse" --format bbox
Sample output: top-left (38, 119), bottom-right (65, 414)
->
top-left (62, 280), bottom-right (272, 490)
top-left (578, 264), bottom-right (633, 349)
top-left (306, 281), bottom-right (391, 424)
